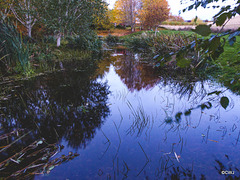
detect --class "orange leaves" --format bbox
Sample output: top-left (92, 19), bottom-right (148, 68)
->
top-left (112, 0), bottom-right (170, 30)
top-left (139, 0), bottom-right (170, 29)
top-left (113, 0), bottom-right (141, 30)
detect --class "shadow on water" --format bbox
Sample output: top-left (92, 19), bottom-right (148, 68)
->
top-left (0, 59), bottom-right (110, 178)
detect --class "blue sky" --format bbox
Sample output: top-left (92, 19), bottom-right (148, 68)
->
top-left (106, 0), bottom-right (237, 20)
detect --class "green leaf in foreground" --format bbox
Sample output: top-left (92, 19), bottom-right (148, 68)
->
top-left (220, 96), bottom-right (229, 109)
top-left (209, 37), bottom-right (220, 51)
top-left (193, 25), bottom-right (212, 36)
top-left (216, 13), bottom-right (228, 26)
top-left (176, 57), bottom-right (191, 68)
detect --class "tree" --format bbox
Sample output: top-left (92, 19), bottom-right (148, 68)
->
top-left (9, 0), bottom-right (39, 38)
top-left (110, 3), bottom-right (123, 25)
top-left (93, 4), bottom-right (113, 30)
top-left (113, 0), bottom-right (141, 32)
top-left (40, 0), bottom-right (105, 47)
top-left (139, 0), bottom-right (170, 33)
top-left (168, 14), bottom-right (184, 22)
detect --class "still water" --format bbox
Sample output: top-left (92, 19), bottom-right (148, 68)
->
top-left (0, 50), bottom-right (240, 179)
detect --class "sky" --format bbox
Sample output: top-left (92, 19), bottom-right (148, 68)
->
top-left (105, 0), bottom-right (237, 20)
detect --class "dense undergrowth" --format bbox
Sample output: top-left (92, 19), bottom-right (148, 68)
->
top-left (124, 31), bottom-right (195, 54)
top-left (0, 19), bottom-right (102, 78)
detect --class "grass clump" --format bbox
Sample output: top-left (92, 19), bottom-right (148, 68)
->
top-left (124, 31), bottom-right (195, 55)
top-left (0, 19), bottom-right (31, 75)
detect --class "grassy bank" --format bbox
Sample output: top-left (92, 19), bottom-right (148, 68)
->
top-left (208, 36), bottom-right (240, 93)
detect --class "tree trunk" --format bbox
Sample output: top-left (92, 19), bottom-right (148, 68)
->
top-left (131, 26), bottom-right (135, 32)
top-left (27, 25), bottom-right (32, 38)
top-left (57, 34), bottom-right (61, 47)
top-left (155, 27), bottom-right (158, 36)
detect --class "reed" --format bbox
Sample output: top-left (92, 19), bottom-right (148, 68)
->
top-left (124, 32), bottom-right (194, 55)
top-left (0, 19), bottom-right (30, 73)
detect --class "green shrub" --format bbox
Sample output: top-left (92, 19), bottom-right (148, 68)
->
top-left (115, 24), bottom-right (126, 29)
top-left (124, 32), bottom-right (151, 51)
top-left (66, 32), bottom-right (102, 53)
top-left (43, 35), bottom-right (56, 43)
top-left (105, 34), bottom-right (119, 46)
top-left (125, 32), bottom-right (194, 55)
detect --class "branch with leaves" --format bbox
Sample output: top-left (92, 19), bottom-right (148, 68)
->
top-left (156, 0), bottom-right (240, 70)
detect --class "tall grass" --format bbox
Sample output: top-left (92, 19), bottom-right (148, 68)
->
top-left (0, 19), bottom-right (30, 74)
top-left (126, 100), bottom-right (153, 137)
top-left (125, 32), bottom-right (194, 55)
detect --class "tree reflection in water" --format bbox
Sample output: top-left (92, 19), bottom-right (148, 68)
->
top-left (98, 50), bottom-right (210, 95)
top-left (0, 69), bottom-right (110, 178)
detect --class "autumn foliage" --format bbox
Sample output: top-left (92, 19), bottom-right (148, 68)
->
top-left (168, 14), bottom-right (184, 22)
top-left (139, 0), bottom-right (170, 29)
top-left (112, 0), bottom-right (170, 31)
top-left (113, 0), bottom-right (141, 31)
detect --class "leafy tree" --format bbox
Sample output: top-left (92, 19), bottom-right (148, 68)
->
top-left (139, 0), bottom-right (170, 33)
top-left (93, 5), bottom-right (113, 30)
top-left (113, 0), bottom-right (141, 32)
top-left (9, 0), bottom-right (40, 38)
top-left (168, 14), bottom-right (184, 22)
top-left (110, 4), bottom-right (123, 25)
top-left (40, 0), bottom-right (106, 47)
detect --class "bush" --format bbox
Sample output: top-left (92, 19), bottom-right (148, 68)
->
top-left (191, 17), bottom-right (204, 25)
top-left (115, 24), bottom-right (126, 29)
top-left (125, 32), bottom-right (194, 55)
top-left (124, 32), bottom-right (151, 51)
top-left (43, 36), bottom-right (56, 43)
top-left (105, 35), bottom-right (119, 46)
top-left (66, 32), bottom-right (102, 53)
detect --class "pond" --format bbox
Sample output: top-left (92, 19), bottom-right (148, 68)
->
top-left (0, 50), bottom-right (240, 179)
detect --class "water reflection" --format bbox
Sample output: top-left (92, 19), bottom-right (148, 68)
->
top-left (99, 50), bottom-right (211, 96)
top-left (97, 50), bottom-right (161, 92)
top-left (0, 50), bottom-right (240, 179)
top-left (0, 67), bottom-right (110, 178)
top-left (115, 51), bottom-right (160, 92)
top-left (1, 71), bottom-right (110, 147)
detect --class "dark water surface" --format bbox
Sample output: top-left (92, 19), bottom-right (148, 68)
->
top-left (1, 50), bottom-right (240, 179)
